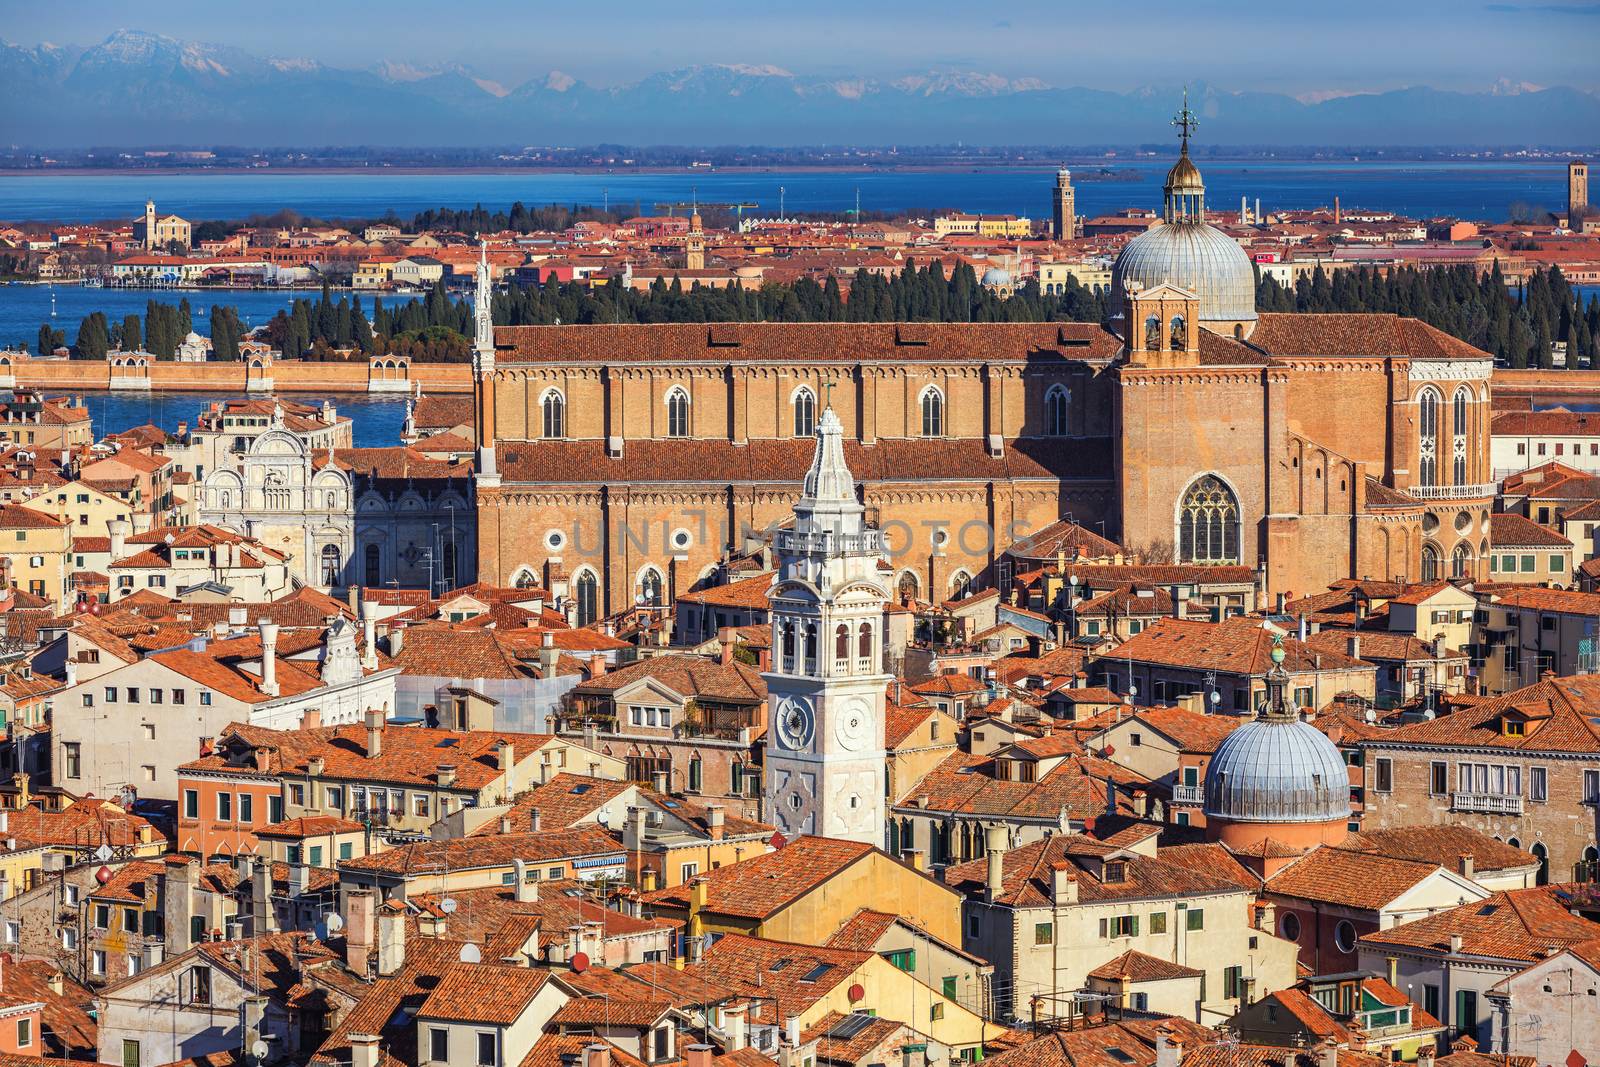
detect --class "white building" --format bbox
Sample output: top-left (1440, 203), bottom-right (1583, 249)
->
top-left (1492, 409), bottom-right (1600, 479)
top-left (761, 405), bottom-right (890, 846)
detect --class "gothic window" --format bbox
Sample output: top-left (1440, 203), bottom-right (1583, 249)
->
top-left (513, 567), bottom-right (538, 589)
top-left (857, 622), bottom-right (873, 667)
top-left (1170, 315), bottom-right (1187, 351)
top-left (575, 571), bottom-right (599, 626)
top-left (1045, 385), bottom-right (1070, 437)
top-left (541, 389), bottom-right (566, 439)
top-left (666, 387), bottom-right (690, 438)
top-left (1418, 388), bottom-right (1440, 488)
top-left (793, 387), bottom-right (816, 438)
top-left (319, 545), bottom-right (342, 587)
top-left (920, 387), bottom-right (944, 438)
top-left (1422, 543), bottom-right (1441, 582)
top-left (835, 624), bottom-right (850, 667)
top-left (639, 568), bottom-right (664, 607)
top-left (950, 570), bottom-right (973, 598)
top-left (364, 544), bottom-right (381, 587)
top-left (1451, 543), bottom-right (1472, 579)
top-left (898, 571), bottom-right (920, 603)
top-left (1452, 387), bottom-right (1470, 485)
top-left (1145, 315), bottom-right (1161, 351)
top-left (688, 755), bottom-right (703, 793)
top-left (1177, 475), bottom-right (1241, 564)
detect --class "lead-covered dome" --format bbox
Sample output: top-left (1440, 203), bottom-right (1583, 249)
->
top-left (1113, 223), bottom-right (1258, 324)
top-left (1203, 715), bottom-right (1351, 824)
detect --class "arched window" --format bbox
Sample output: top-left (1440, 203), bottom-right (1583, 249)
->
top-left (1145, 315), bottom-right (1161, 351)
top-left (1531, 841), bottom-right (1549, 885)
top-left (219, 490), bottom-right (232, 509)
top-left (541, 389), bottom-right (565, 439)
top-left (1177, 475), bottom-right (1241, 564)
top-left (835, 624), bottom-right (850, 667)
top-left (898, 571), bottom-right (920, 603)
top-left (1452, 386), bottom-right (1470, 485)
top-left (639, 568), bottom-right (664, 607)
top-left (781, 620), bottom-right (796, 672)
top-left (1418, 388), bottom-right (1440, 488)
top-left (1451, 543), bottom-right (1472, 579)
top-left (687, 755), bottom-right (703, 793)
top-left (857, 622), bottom-right (872, 667)
top-left (364, 544), bottom-right (381, 587)
top-left (666, 387), bottom-right (690, 438)
top-left (950, 570), bottom-right (973, 598)
top-left (575, 570), bottom-right (599, 626)
top-left (920, 387), bottom-right (944, 438)
top-left (793, 387), bottom-right (816, 438)
top-left (513, 567), bottom-right (538, 589)
top-left (1045, 385), bottom-right (1070, 437)
top-left (1170, 315), bottom-right (1187, 351)
top-left (803, 624), bottom-right (818, 671)
top-left (1422, 543), bottom-right (1441, 582)
top-left (320, 544), bottom-right (342, 586)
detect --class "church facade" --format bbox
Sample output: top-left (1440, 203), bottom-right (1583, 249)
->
top-left (470, 126), bottom-right (1494, 619)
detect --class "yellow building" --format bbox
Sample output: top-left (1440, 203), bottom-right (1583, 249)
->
top-left (642, 835), bottom-right (963, 946)
top-left (932, 213), bottom-right (1033, 239)
top-left (18, 481), bottom-right (138, 536)
top-left (1039, 259), bottom-right (1112, 295)
top-left (0, 504), bottom-right (71, 610)
top-left (352, 261), bottom-right (396, 289)
top-left (135, 200), bottom-right (191, 251)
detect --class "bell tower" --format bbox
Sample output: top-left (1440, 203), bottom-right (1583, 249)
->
top-left (471, 240), bottom-right (499, 487)
top-left (762, 404), bottom-right (889, 846)
top-left (1052, 168), bottom-right (1077, 240)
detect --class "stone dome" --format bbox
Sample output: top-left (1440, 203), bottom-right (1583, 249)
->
top-left (1113, 220), bottom-right (1258, 324)
top-left (1202, 715), bottom-right (1351, 825)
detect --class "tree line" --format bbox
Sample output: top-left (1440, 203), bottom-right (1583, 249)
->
top-left (1255, 263), bottom-right (1599, 368)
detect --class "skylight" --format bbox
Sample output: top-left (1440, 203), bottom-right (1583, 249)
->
top-left (800, 963), bottom-right (834, 983)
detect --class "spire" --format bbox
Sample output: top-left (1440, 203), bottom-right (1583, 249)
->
top-left (1163, 89), bottom-right (1206, 223)
top-left (793, 405), bottom-right (864, 537)
top-left (473, 239), bottom-right (494, 362)
top-left (1260, 635), bottom-right (1297, 720)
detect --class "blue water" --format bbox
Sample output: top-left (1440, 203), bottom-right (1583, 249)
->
top-left (0, 160), bottom-right (1574, 225)
top-left (1, 285), bottom-right (339, 350)
top-left (55, 391), bottom-right (409, 449)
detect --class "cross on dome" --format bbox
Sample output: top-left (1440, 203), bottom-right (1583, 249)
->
top-left (1171, 86), bottom-right (1199, 153)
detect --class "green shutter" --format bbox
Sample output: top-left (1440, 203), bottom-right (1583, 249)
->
top-left (1130, 915), bottom-right (1139, 936)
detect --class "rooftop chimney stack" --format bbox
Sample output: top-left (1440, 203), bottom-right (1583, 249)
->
top-left (259, 620), bottom-right (279, 696)
top-left (364, 707), bottom-right (384, 759)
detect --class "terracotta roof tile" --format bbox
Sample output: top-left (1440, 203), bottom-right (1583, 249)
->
top-left (642, 836), bottom-right (879, 919)
top-left (1087, 949), bottom-right (1203, 982)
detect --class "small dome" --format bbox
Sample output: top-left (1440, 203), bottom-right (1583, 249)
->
top-left (981, 267), bottom-right (1012, 286)
top-left (1165, 152), bottom-right (1204, 192)
top-left (1203, 716), bottom-right (1351, 824)
top-left (1113, 222), bottom-right (1258, 324)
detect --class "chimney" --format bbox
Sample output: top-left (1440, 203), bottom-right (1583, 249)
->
top-left (785, 1015), bottom-right (802, 1049)
top-left (1417, 1043), bottom-right (1437, 1067)
top-left (387, 625), bottom-right (404, 658)
top-left (437, 764), bottom-right (457, 788)
top-left (985, 825), bottom-right (1008, 901)
top-left (539, 630), bottom-right (559, 678)
top-left (259, 620), bottom-right (279, 697)
top-left (1050, 861), bottom-right (1078, 904)
top-left (302, 707), bottom-right (320, 730)
top-left (1386, 956), bottom-right (1400, 988)
top-left (1155, 1028), bottom-right (1183, 1067)
top-left (361, 602), bottom-right (379, 671)
top-left (364, 707), bottom-right (384, 759)
top-left (163, 855), bottom-right (197, 949)
top-left (1317, 1039), bottom-right (1339, 1067)
top-left (688, 1045), bottom-right (714, 1067)
top-left (706, 805), bottom-right (725, 841)
top-left (229, 606), bottom-right (247, 629)
top-left (1347, 635), bottom-right (1361, 660)
top-left (584, 1044), bottom-right (612, 1067)
top-left (377, 909), bottom-right (406, 976)
top-left (251, 858), bottom-right (277, 936)
top-left (718, 626), bottom-right (736, 666)
top-left (904, 848), bottom-right (926, 872)
top-left (723, 1003), bottom-right (749, 1052)
top-left (1457, 853), bottom-right (1475, 881)
top-left (345, 889), bottom-right (376, 973)
top-left (496, 739), bottom-right (515, 773)
top-left (350, 1034), bottom-right (381, 1067)
top-left (588, 653), bottom-right (606, 678)
top-left (1449, 933), bottom-right (1464, 955)
top-left (652, 769), bottom-right (669, 795)
top-left (108, 518), bottom-right (128, 562)
top-left (46, 971), bottom-right (63, 997)
top-left (513, 859), bottom-right (538, 903)
top-left (528, 807), bottom-right (542, 833)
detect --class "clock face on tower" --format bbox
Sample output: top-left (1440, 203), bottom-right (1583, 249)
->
top-left (836, 698), bottom-right (870, 751)
top-left (776, 697), bottom-right (815, 750)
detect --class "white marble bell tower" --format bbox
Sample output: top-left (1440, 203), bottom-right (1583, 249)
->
top-left (762, 405), bottom-right (889, 845)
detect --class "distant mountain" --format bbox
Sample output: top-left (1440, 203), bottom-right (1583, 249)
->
top-left (4, 30), bottom-right (1597, 147)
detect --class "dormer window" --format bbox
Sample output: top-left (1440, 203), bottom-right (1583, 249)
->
top-left (1503, 718), bottom-right (1525, 737)
top-left (1104, 860), bottom-right (1127, 884)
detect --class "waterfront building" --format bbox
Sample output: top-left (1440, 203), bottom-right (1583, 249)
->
top-left (175, 398), bottom-right (351, 480)
top-left (0, 391), bottom-right (93, 452)
top-left (132, 199), bottom-right (191, 251)
top-left (470, 106), bottom-right (1497, 621)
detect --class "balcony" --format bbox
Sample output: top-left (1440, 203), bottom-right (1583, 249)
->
top-left (1450, 791), bottom-right (1525, 815)
top-left (1171, 783), bottom-right (1204, 806)
top-left (1408, 483), bottom-right (1498, 501)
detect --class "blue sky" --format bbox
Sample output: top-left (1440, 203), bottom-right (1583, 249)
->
top-left (5, 0), bottom-right (1597, 94)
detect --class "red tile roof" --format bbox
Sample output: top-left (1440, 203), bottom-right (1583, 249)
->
top-left (642, 836), bottom-right (883, 919)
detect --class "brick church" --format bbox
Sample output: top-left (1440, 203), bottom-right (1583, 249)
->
top-left (467, 117), bottom-right (1494, 623)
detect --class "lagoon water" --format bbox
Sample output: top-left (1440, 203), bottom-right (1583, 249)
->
top-left (67, 391), bottom-right (409, 448)
top-left (0, 160), bottom-right (1574, 225)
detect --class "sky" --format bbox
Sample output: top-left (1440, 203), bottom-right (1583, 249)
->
top-left (4, 0), bottom-right (1597, 95)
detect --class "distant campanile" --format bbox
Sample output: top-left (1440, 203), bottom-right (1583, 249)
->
top-left (1571, 160), bottom-right (1590, 226)
top-left (1052, 167), bottom-right (1077, 240)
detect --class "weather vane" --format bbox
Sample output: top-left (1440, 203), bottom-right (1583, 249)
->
top-left (1172, 86), bottom-right (1199, 151)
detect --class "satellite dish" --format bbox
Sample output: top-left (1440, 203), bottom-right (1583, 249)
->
top-left (1209, 691), bottom-right (1220, 706)
top-left (596, 811), bottom-right (609, 826)
top-left (441, 898), bottom-right (458, 914)
top-left (571, 951), bottom-right (591, 973)
top-left (458, 943), bottom-right (481, 963)
top-left (251, 1040), bottom-right (270, 1062)
top-left (324, 913), bottom-right (345, 933)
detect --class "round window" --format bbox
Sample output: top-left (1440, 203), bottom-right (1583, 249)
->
top-left (1280, 912), bottom-right (1302, 942)
top-left (1334, 919), bottom-right (1357, 954)
top-left (671, 528), bottom-right (693, 550)
top-left (544, 529), bottom-right (566, 551)
top-left (1454, 510), bottom-right (1472, 534)
top-left (1421, 513), bottom-right (1440, 534)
